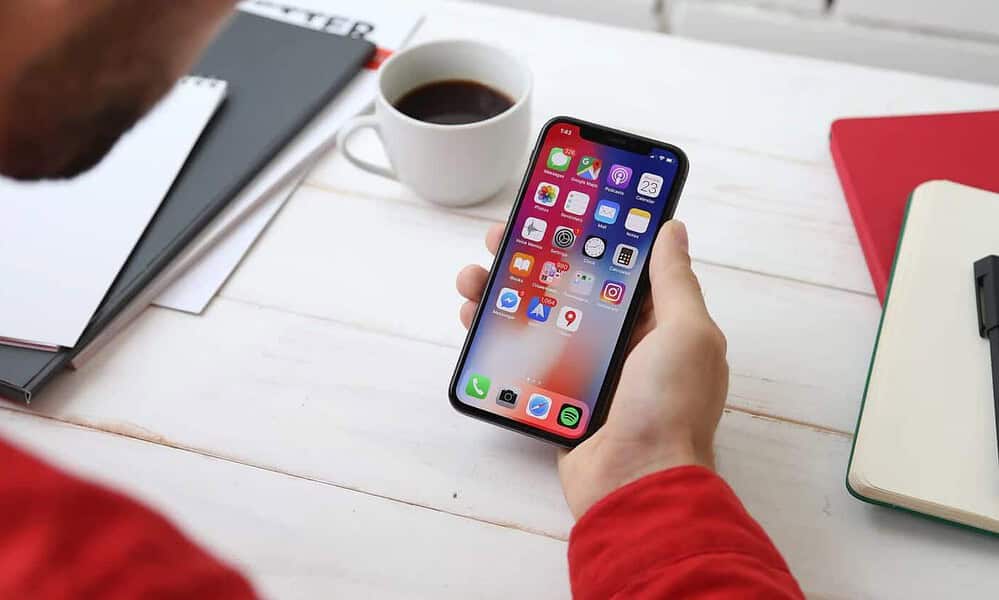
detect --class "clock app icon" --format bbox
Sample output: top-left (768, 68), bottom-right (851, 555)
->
top-left (584, 235), bottom-right (607, 259)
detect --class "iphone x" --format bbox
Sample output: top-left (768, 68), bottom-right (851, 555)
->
top-left (449, 117), bottom-right (689, 447)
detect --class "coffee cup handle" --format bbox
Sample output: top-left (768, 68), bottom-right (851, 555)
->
top-left (336, 115), bottom-right (398, 181)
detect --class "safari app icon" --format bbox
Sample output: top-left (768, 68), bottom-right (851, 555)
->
top-left (527, 394), bottom-right (552, 420)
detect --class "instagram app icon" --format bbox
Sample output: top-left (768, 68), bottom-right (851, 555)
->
top-left (607, 164), bottom-right (633, 189)
top-left (600, 280), bottom-right (626, 305)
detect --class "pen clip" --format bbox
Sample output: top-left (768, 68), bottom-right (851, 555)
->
top-left (974, 255), bottom-right (999, 338)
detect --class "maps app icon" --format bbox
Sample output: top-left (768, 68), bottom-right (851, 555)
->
top-left (576, 156), bottom-right (602, 180)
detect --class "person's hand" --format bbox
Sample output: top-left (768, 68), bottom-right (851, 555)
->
top-left (456, 220), bottom-right (728, 519)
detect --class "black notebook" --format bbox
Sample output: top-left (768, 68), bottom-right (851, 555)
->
top-left (0, 11), bottom-right (374, 402)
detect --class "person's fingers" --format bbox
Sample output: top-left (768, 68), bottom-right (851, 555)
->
top-left (456, 265), bottom-right (490, 302)
top-left (628, 297), bottom-right (656, 348)
top-left (486, 223), bottom-right (504, 256)
top-left (460, 301), bottom-right (479, 329)
top-left (648, 220), bottom-right (710, 322)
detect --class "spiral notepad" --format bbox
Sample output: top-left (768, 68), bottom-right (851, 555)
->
top-left (0, 76), bottom-right (227, 350)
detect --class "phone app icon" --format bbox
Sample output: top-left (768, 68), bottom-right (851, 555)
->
top-left (465, 374), bottom-right (491, 400)
top-left (527, 297), bottom-right (553, 322)
top-left (496, 287), bottom-right (522, 313)
top-left (509, 252), bottom-right (535, 277)
top-left (558, 404), bottom-right (582, 429)
top-left (571, 271), bottom-right (595, 295)
top-left (547, 147), bottom-right (573, 172)
top-left (564, 191), bottom-right (590, 216)
top-left (601, 280), bottom-right (627, 305)
top-left (613, 244), bottom-right (640, 269)
top-left (497, 388), bottom-right (519, 409)
top-left (607, 164), bottom-right (633, 188)
top-left (637, 172), bottom-right (664, 198)
top-left (576, 156), bottom-right (602, 180)
top-left (557, 306), bottom-right (582, 332)
top-left (595, 199), bottom-right (620, 224)
top-left (552, 226), bottom-right (577, 249)
top-left (535, 182), bottom-right (560, 207)
top-left (539, 261), bottom-right (564, 284)
top-left (584, 235), bottom-right (607, 259)
top-left (527, 394), bottom-right (552, 420)
top-left (522, 217), bottom-right (547, 242)
top-left (625, 209), bottom-right (652, 234)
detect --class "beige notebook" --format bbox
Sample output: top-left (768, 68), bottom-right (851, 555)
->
top-left (849, 180), bottom-right (999, 533)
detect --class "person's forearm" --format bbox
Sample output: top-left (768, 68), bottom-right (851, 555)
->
top-left (568, 466), bottom-right (804, 600)
top-left (0, 436), bottom-right (256, 598)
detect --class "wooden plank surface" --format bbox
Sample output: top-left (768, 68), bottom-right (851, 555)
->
top-left (13, 2), bottom-right (999, 598)
top-left (18, 299), bottom-right (999, 597)
top-left (0, 407), bottom-right (569, 600)
top-left (219, 185), bottom-right (879, 433)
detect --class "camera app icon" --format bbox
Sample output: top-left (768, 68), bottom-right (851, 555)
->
top-left (496, 388), bottom-right (519, 409)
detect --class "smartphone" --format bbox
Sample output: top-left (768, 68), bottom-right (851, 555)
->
top-left (449, 117), bottom-right (689, 447)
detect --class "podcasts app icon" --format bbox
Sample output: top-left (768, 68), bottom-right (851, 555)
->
top-left (607, 164), bottom-right (633, 189)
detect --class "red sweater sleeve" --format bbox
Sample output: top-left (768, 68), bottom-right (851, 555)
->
top-left (568, 466), bottom-right (804, 599)
top-left (0, 438), bottom-right (256, 599)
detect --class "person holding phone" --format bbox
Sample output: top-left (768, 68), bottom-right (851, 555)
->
top-left (457, 220), bottom-right (804, 599)
top-left (0, 2), bottom-right (801, 596)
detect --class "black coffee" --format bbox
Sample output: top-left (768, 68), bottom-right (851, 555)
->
top-left (394, 79), bottom-right (514, 125)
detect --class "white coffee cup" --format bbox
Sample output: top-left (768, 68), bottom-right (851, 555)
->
top-left (337, 40), bottom-right (532, 207)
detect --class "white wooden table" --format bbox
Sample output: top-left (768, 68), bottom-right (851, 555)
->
top-left (5, 3), bottom-right (999, 598)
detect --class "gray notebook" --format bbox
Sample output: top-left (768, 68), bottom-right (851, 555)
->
top-left (0, 10), bottom-right (374, 402)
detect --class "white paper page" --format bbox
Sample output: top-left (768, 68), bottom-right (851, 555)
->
top-left (153, 0), bottom-right (425, 314)
top-left (0, 78), bottom-right (226, 348)
top-left (154, 176), bottom-right (302, 313)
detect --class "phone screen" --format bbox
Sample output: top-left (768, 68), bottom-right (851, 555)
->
top-left (453, 120), bottom-right (684, 442)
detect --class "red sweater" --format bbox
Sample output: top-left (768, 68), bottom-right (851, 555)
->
top-left (0, 440), bottom-right (802, 598)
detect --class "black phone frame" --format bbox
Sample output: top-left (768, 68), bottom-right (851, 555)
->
top-left (448, 116), bottom-right (690, 448)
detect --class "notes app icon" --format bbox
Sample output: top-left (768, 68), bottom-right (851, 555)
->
top-left (625, 208), bottom-right (651, 234)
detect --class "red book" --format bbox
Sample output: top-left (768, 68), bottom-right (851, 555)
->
top-left (830, 110), bottom-right (999, 303)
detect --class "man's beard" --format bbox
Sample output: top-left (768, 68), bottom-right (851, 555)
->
top-left (0, 2), bottom-right (171, 182)
top-left (0, 90), bottom-right (149, 181)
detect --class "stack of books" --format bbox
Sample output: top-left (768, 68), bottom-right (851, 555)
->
top-left (0, 1), bottom-right (424, 401)
top-left (832, 110), bottom-right (999, 534)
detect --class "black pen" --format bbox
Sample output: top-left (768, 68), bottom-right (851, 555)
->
top-left (974, 255), bottom-right (999, 465)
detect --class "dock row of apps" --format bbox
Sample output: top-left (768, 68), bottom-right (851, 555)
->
top-left (546, 147), bottom-right (665, 200)
top-left (464, 374), bottom-right (584, 429)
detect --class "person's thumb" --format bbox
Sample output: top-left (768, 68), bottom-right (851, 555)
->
top-left (648, 220), bottom-right (710, 322)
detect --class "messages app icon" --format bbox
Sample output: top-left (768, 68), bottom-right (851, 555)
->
top-left (547, 147), bottom-right (573, 172)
